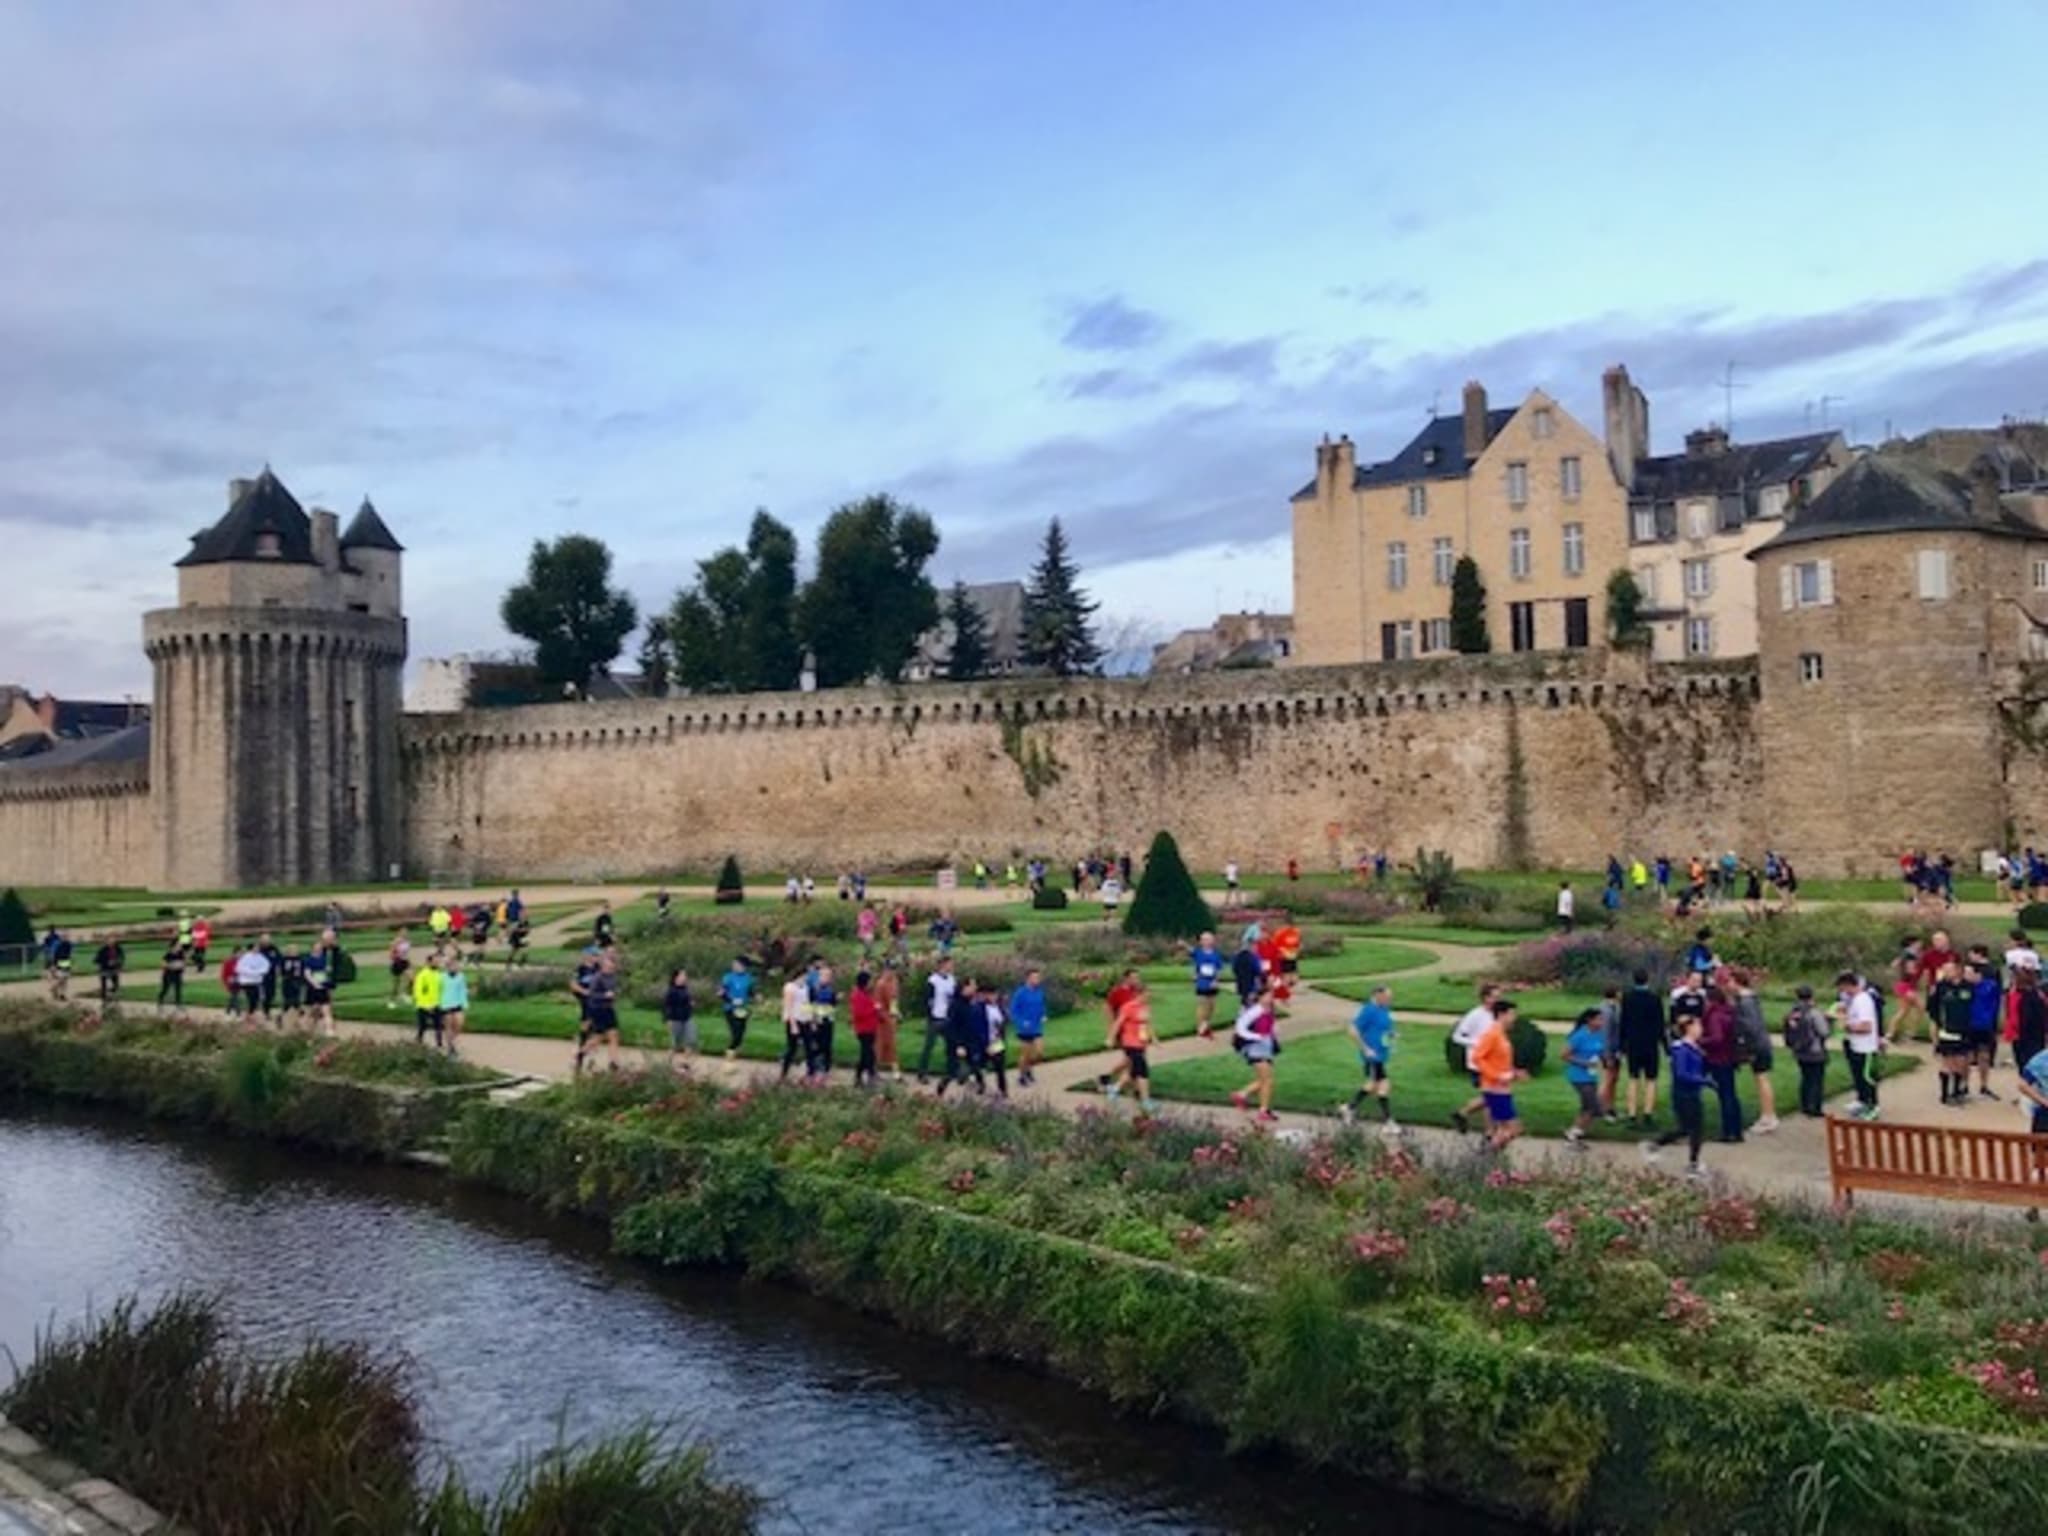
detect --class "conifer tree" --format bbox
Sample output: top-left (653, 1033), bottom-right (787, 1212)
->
top-left (1449, 556), bottom-right (1491, 654)
top-left (942, 581), bottom-right (993, 681)
top-left (0, 887), bottom-right (32, 949)
top-left (714, 855), bottom-right (745, 906)
top-left (1122, 831), bottom-right (1214, 938)
top-left (1020, 518), bottom-right (1101, 676)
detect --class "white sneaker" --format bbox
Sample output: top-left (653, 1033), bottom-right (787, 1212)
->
top-left (1379, 1119), bottom-right (1402, 1138)
top-left (1684, 1165), bottom-right (1708, 1183)
top-left (1565, 1126), bottom-right (1585, 1144)
top-left (1754, 1116), bottom-right (1779, 1134)
top-left (1641, 1142), bottom-right (1661, 1161)
top-left (1337, 1103), bottom-right (1356, 1126)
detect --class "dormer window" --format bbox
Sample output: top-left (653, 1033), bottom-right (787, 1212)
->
top-left (1421, 445), bottom-right (1440, 468)
top-left (254, 531), bottom-right (282, 559)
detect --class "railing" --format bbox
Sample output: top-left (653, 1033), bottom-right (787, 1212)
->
top-left (1826, 1115), bottom-right (2048, 1210)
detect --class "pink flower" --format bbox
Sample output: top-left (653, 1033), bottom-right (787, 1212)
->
top-left (1348, 1228), bottom-right (1409, 1265)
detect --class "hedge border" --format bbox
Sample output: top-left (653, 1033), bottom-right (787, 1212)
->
top-left (447, 1095), bottom-right (2048, 1536)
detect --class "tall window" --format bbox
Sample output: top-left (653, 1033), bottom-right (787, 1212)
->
top-left (1634, 565), bottom-right (1659, 605)
top-left (1562, 522), bottom-right (1585, 577)
top-left (1386, 541), bottom-right (1408, 590)
top-left (2032, 558), bottom-right (2048, 593)
top-left (1432, 536), bottom-right (1455, 586)
top-left (1686, 500), bottom-right (1711, 539)
top-left (1509, 528), bottom-right (1532, 580)
top-left (1798, 652), bottom-right (1825, 684)
top-left (1509, 601), bottom-right (1537, 653)
top-left (1561, 456), bottom-right (1582, 502)
top-left (1564, 597), bottom-right (1590, 649)
top-left (1685, 616), bottom-right (1715, 657)
top-left (1916, 548), bottom-right (1950, 601)
top-left (1631, 506), bottom-right (1659, 543)
top-left (1683, 557), bottom-right (1714, 599)
top-left (1784, 558), bottom-right (1835, 609)
top-left (1506, 462), bottom-right (1530, 507)
top-left (1407, 484), bottom-right (1427, 518)
top-left (1423, 617), bottom-right (1451, 653)
top-left (1531, 407), bottom-right (1555, 439)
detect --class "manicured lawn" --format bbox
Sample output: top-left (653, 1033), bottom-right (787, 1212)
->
top-left (1138, 1020), bottom-right (1913, 1140)
top-left (1343, 921), bottom-right (1532, 947)
top-left (1320, 972), bottom-right (1598, 1021)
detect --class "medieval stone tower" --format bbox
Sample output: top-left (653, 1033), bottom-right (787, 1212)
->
top-left (143, 470), bottom-right (408, 889)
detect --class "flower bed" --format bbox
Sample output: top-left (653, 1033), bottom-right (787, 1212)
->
top-left (448, 1073), bottom-right (2048, 1532)
top-left (0, 1001), bottom-right (505, 1158)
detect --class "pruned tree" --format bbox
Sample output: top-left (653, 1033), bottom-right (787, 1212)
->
top-left (499, 535), bottom-right (639, 695)
top-left (1449, 556), bottom-right (1490, 654)
top-left (1606, 568), bottom-right (1649, 649)
top-left (1122, 831), bottom-right (1215, 938)
top-left (1020, 518), bottom-right (1101, 676)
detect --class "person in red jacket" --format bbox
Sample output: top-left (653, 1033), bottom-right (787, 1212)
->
top-left (1699, 985), bottom-right (1745, 1143)
top-left (849, 970), bottom-right (882, 1087)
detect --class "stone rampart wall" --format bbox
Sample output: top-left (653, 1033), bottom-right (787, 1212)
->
top-left (0, 762), bottom-right (155, 889)
top-left (399, 653), bottom-right (1766, 880)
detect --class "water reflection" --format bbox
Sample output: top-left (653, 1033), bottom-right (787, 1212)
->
top-left (0, 1106), bottom-right (1522, 1535)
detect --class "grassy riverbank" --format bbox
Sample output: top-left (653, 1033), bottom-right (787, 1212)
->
top-left (3, 1293), bottom-right (760, 1536)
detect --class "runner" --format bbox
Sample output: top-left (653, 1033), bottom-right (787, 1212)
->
top-left (429, 904), bottom-right (451, 944)
top-left (156, 939), bottom-right (188, 1019)
top-left (1931, 960), bottom-right (1975, 1107)
top-left (1562, 1007), bottom-right (1606, 1147)
top-left (1094, 969), bottom-right (1140, 1094)
top-left (1595, 985), bottom-right (1623, 1120)
top-left (1189, 930), bottom-right (1223, 1038)
top-left (875, 961), bottom-right (902, 1079)
top-left (93, 936), bottom-right (124, 1004)
top-left (234, 940), bottom-right (272, 1024)
top-left (653, 888), bottom-right (674, 928)
top-left (1231, 930), bottom-right (1262, 1008)
top-left (849, 970), bottom-right (881, 1087)
top-left (857, 902), bottom-right (879, 961)
top-left (411, 952), bottom-right (444, 1051)
top-left (1555, 881), bottom-right (1575, 933)
top-left (1646, 1011), bottom-right (1709, 1179)
top-left (302, 936), bottom-right (335, 1037)
top-left (1339, 983), bottom-right (1397, 1133)
top-left (1229, 985), bottom-right (1279, 1121)
top-left (1010, 967), bottom-right (1047, 1087)
top-left (277, 945), bottom-right (305, 1027)
top-left (1782, 985), bottom-right (1830, 1117)
top-left (1470, 999), bottom-right (1526, 1152)
top-left (809, 961), bottom-right (839, 1078)
top-left (664, 967), bottom-right (697, 1065)
top-left (1449, 982), bottom-right (1502, 1134)
top-left (916, 955), bottom-right (957, 1083)
top-left (935, 977), bottom-right (987, 1098)
top-left (387, 928), bottom-right (412, 1008)
top-left (1099, 873), bottom-right (1123, 925)
top-left (189, 916), bottom-right (211, 974)
top-left (1835, 969), bottom-right (1882, 1120)
top-left (1969, 947), bottom-right (2003, 1098)
top-left (219, 947), bottom-right (240, 1016)
top-left (593, 901), bottom-right (616, 950)
top-left (1223, 860), bottom-right (1241, 908)
top-left (582, 954), bottom-right (623, 1072)
top-left (1100, 975), bottom-right (1155, 1113)
top-left (716, 955), bottom-right (754, 1058)
top-left (1887, 935), bottom-right (1929, 1044)
top-left (569, 949), bottom-right (599, 1073)
top-left (256, 932), bottom-right (282, 1021)
top-left (1273, 918), bottom-right (1303, 1001)
top-left (506, 915), bottom-right (531, 969)
top-left (2018, 1039), bottom-right (2048, 1135)
top-left (982, 985), bottom-right (1010, 1099)
top-left (439, 957), bottom-right (469, 1057)
top-left (1730, 969), bottom-right (1779, 1132)
top-left (46, 930), bottom-right (72, 1002)
top-left (779, 965), bottom-right (814, 1082)
top-left (1618, 970), bottom-right (1666, 1127)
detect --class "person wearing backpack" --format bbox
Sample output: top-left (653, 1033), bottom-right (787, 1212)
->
top-left (1730, 969), bottom-right (1780, 1132)
top-left (1782, 986), bottom-right (1831, 1118)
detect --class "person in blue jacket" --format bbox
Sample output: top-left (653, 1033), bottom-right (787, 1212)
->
top-left (1339, 985), bottom-right (1397, 1132)
top-left (1648, 1012), bottom-right (1709, 1178)
top-left (719, 956), bottom-right (756, 1059)
top-left (1189, 931), bottom-right (1224, 1038)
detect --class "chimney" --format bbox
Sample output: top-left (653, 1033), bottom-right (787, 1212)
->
top-left (1332, 433), bottom-right (1356, 489)
top-left (1684, 425), bottom-right (1731, 458)
top-left (1462, 381), bottom-right (1489, 461)
top-left (1602, 364), bottom-right (1649, 486)
top-left (311, 508), bottom-right (341, 574)
top-left (1972, 459), bottom-right (2004, 522)
top-left (228, 477), bottom-right (255, 507)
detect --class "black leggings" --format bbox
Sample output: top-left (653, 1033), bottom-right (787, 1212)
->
top-left (1797, 1059), bottom-right (1826, 1116)
top-left (934, 1042), bottom-right (985, 1096)
top-left (854, 1034), bottom-right (878, 1085)
top-left (1845, 1044), bottom-right (1878, 1109)
top-left (813, 1016), bottom-right (835, 1074)
top-left (99, 971), bottom-right (120, 1002)
top-left (1656, 1091), bottom-right (1705, 1164)
top-left (781, 1024), bottom-right (816, 1080)
top-left (725, 1008), bottom-right (749, 1052)
top-left (157, 973), bottom-right (182, 1007)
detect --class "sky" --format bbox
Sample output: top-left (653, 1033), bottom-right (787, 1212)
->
top-left (7, 0), bottom-right (2048, 697)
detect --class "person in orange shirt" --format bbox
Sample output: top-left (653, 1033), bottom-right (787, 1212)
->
top-left (1274, 922), bottom-right (1302, 987)
top-left (1095, 976), bottom-right (1155, 1112)
top-left (1471, 998), bottom-right (1528, 1150)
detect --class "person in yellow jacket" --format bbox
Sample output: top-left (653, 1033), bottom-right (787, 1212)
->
top-left (412, 955), bottom-right (444, 1050)
top-left (428, 905), bottom-right (452, 943)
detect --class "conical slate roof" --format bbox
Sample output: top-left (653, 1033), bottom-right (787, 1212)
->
top-left (175, 469), bottom-right (317, 567)
top-left (341, 497), bottom-right (404, 552)
top-left (1753, 454), bottom-right (2044, 553)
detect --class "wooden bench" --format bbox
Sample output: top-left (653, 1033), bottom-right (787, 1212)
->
top-left (1827, 1116), bottom-right (2048, 1211)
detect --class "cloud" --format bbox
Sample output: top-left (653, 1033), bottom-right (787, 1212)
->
top-left (1058, 294), bottom-right (1167, 353)
top-left (1330, 280), bottom-right (1429, 309)
top-left (1064, 368), bottom-right (1160, 401)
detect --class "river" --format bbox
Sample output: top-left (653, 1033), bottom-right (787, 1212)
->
top-left (0, 1106), bottom-right (1522, 1534)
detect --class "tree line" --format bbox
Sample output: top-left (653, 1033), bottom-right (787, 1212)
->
top-left (499, 500), bottom-right (1102, 696)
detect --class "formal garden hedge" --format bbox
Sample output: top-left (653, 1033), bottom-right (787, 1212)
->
top-left (0, 1001), bottom-right (505, 1158)
top-left (447, 1072), bottom-right (2048, 1534)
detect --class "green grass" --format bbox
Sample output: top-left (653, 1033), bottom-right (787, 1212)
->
top-left (1342, 921), bottom-right (1525, 947)
top-left (1138, 1020), bottom-right (1914, 1139)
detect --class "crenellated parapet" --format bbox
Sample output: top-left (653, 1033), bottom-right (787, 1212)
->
top-left (143, 605), bottom-right (406, 664)
top-left (0, 760), bottom-right (150, 803)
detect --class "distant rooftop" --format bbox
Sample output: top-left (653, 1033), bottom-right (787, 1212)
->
top-left (0, 722), bottom-right (150, 771)
top-left (1631, 430), bottom-right (1840, 503)
top-left (341, 497), bottom-right (404, 552)
top-left (1753, 455), bottom-right (2045, 553)
top-left (1290, 408), bottom-right (1517, 501)
top-left (176, 469), bottom-right (319, 567)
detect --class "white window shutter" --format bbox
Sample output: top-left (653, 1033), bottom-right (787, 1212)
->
top-left (1779, 564), bottom-right (1796, 611)
top-left (1817, 558), bottom-right (1836, 606)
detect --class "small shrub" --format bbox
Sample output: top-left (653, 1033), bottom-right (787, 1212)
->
top-left (423, 1423), bottom-right (761, 1536)
top-left (1123, 831), bottom-right (1215, 938)
top-left (714, 855), bottom-right (745, 905)
top-left (219, 1037), bottom-right (292, 1119)
top-left (2021, 902), bottom-right (2048, 933)
top-left (0, 886), bottom-right (33, 947)
top-left (1032, 887), bottom-right (1068, 911)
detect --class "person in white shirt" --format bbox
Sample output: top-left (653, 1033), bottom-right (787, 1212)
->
top-left (1223, 861), bottom-right (1241, 907)
top-left (1835, 970), bottom-right (1882, 1119)
top-left (1555, 882), bottom-right (1576, 933)
top-left (1449, 983), bottom-right (1502, 1133)
top-left (778, 969), bottom-right (814, 1082)
top-left (1099, 875), bottom-right (1123, 923)
top-left (2005, 928), bottom-right (2042, 987)
top-left (233, 943), bottom-right (272, 1021)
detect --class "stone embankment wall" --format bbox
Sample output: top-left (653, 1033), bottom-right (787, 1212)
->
top-left (0, 762), bottom-right (154, 890)
top-left (400, 653), bottom-right (1764, 880)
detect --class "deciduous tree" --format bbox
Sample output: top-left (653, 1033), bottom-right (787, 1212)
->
top-left (499, 535), bottom-right (638, 694)
top-left (798, 494), bottom-right (941, 686)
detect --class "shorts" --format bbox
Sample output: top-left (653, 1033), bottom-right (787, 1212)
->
top-left (1572, 1081), bottom-right (1600, 1115)
top-left (588, 1004), bottom-right (619, 1034)
top-left (1279, 959), bottom-right (1299, 977)
top-left (1748, 1046), bottom-right (1775, 1074)
top-left (1015, 1026), bottom-right (1043, 1042)
top-left (390, 959), bottom-right (408, 976)
top-left (1970, 1028), bottom-right (1998, 1055)
top-left (1627, 1048), bottom-right (1660, 1080)
top-left (1123, 1047), bottom-right (1150, 1080)
top-left (2034, 1107), bottom-right (2048, 1137)
top-left (1359, 1057), bottom-right (1387, 1083)
top-left (1893, 982), bottom-right (1916, 1001)
top-left (1937, 1043), bottom-right (1973, 1063)
top-left (1483, 1091), bottom-right (1518, 1124)
top-left (306, 987), bottom-right (331, 1006)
